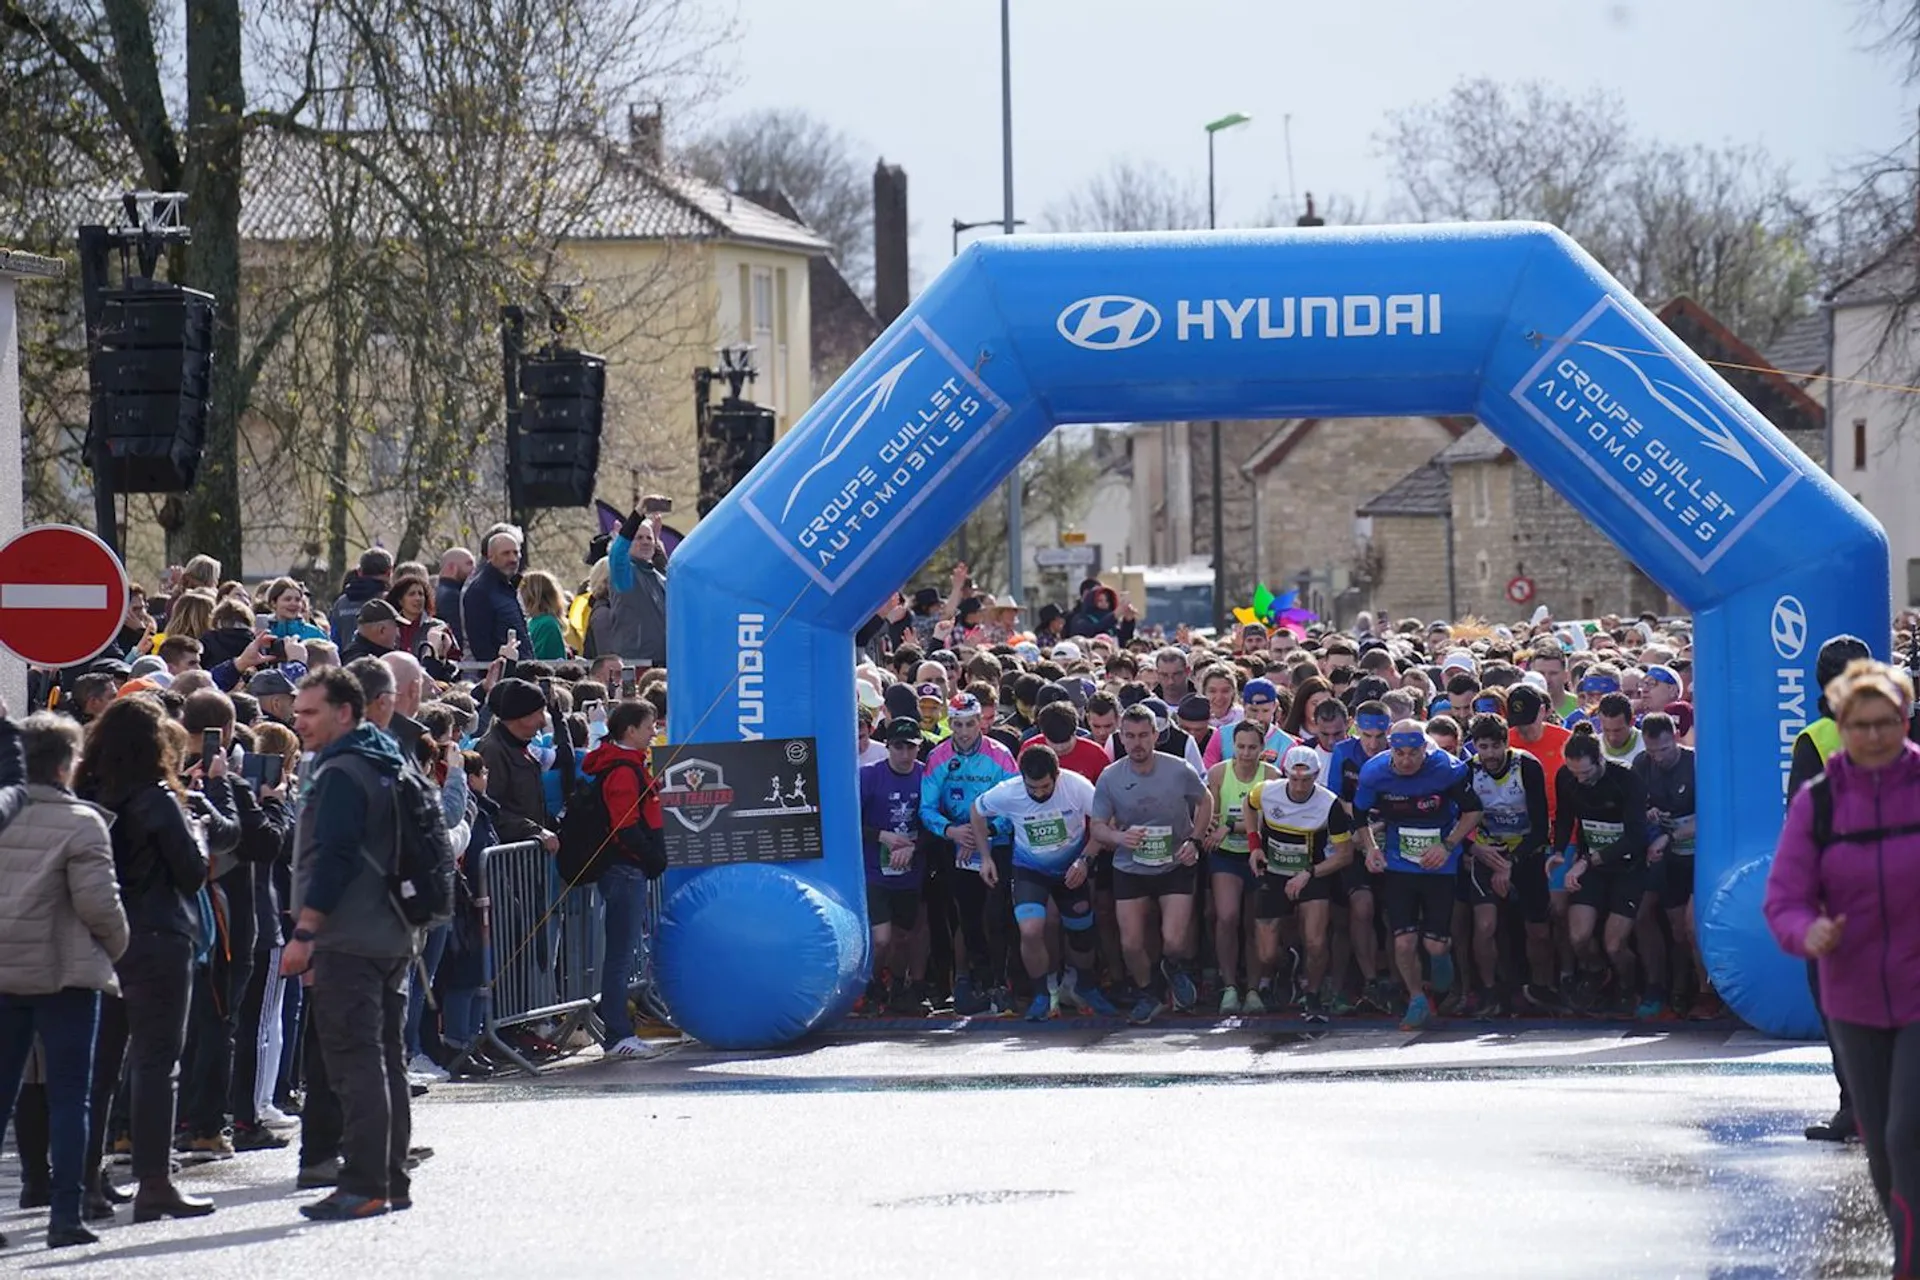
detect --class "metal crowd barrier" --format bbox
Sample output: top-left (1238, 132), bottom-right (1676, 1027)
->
top-left (460, 840), bottom-right (672, 1075)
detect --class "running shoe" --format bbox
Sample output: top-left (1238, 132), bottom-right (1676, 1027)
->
top-left (1218, 986), bottom-right (1242, 1016)
top-left (299, 1191), bottom-right (390, 1222)
top-left (1458, 988), bottom-right (1486, 1019)
top-left (1521, 983), bottom-right (1568, 1015)
top-left (1242, 987), bottom-right (1267, 1015)
top-left (1687, 992), bottom-right (1729, 1021)
top-left (953, 973), bottom-right (989, 1016)
top-left (1161, 959), bottom-right (1198, 1011)
top-left (1634, 995), bottom-right (1667, 1020)
top-left (605, 1036), bottom-right (664, 1060)
top-left (1400, 994), bottom-right (1433, 1031)
top-left (1063, 983), bottom-right (1119, 1018)
top-left (1128, 994), bottom-right (1166, 1026)
top-left (1326, 985), bottom-right (1355, 1017)
top-left (1024, 991), bottom-right (1052, 1022)
top-left (1303, 992), bottom-right (1329, 1023)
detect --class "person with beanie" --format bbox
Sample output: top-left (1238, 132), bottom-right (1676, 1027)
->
top-left (477, 679), bottom-right (557, 853)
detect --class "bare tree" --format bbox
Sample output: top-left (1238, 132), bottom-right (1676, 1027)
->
top-left (1379, 77), bottom-right (1817, 345)
top-left (684, 108), bottom-right (875, 297)
top-left (1043, 158), bottom-right (1208, 233)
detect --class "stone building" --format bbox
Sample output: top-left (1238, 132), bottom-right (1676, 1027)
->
top-left (1355, 296), bottom-right (1828, 622)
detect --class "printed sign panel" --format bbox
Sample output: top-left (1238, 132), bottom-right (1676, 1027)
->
top-left (740, 316), bottom-right (1012, 593)
top-left (1509, 297), bottom-right (1801, 573)
top-left (654, 737), bottom-right (823, 868)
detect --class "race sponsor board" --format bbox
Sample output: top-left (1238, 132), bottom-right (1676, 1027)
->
top-left (653, 737), bottom-right (823, 868)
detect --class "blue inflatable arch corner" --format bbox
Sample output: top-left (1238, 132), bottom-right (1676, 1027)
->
top-left (659, 223), bottom-right (1888, 1049)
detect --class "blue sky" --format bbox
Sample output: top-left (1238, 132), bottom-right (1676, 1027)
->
top-left (692, 0), bottom-right (1915, 289)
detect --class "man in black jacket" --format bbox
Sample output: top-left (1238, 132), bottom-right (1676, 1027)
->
top-left (327, 550), bottom-right (394, 644)
top-left (476, 679), bottom-right (557, 853)
top-left (460, 527), bottom-right (534, 664)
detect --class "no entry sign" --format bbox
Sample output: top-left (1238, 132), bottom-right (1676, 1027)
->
top-left (0, 525), bottom-right (130, 668)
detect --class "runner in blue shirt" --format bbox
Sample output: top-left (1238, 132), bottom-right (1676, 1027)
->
top-left (1354, 720), bottom-right (1483, 1030)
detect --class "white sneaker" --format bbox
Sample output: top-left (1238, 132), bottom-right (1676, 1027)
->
top-left (257, 1104), bottom-right (299, 1130)
top-left (407, 1053), bottom-right (449, 1082)
top-left (605, 1035), bottom-right (664, 1060)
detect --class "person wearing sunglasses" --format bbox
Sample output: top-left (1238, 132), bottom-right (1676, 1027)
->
top-left (1766, 659), bottom-right (1920, 1280)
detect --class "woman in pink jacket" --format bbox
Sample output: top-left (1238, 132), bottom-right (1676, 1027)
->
top-left (1766, 658), bottom-right (1920, 1280)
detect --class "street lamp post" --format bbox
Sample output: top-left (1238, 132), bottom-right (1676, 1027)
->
top-left (953, 216), bottom-right (1025, 571)
top-left (1000, 0), bottom-right (1023, 605)
top-left (1204, 111), bottom-right (1250, 632)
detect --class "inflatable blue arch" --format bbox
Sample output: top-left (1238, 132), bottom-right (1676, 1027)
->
top-left (659, 223), bottom-right (1888, 1049)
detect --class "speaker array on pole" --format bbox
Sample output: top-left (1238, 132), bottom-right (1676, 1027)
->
top-left (90, 282), bottom-right (215, 493)
top-left (512, 347), bottom-right (605, 508)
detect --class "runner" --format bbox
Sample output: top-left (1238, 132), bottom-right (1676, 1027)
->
top-left (1553, 728), bottom-right (1652, 1016)
top-left (1329, 700), bottom-right (1392, 1013)
top-left (1596, 693), bottom-right (1644, 767)
top-left (1528, 642), bottom-right (1578, 723)
top-left (1247, 746), bottom-right (1355, 1022)
top-left (919, 695), bottom-right (1019, 1015)
top-left (1353, 720), bottom-right (1483, 1030)
top-left (1463, 713), bottom-right (1552, 1016)
top-left (1201, 677), bottom-right (1292, 768)
top-left (1506, 684), bottom-right (1577, 994)
top-left (858, 716), bottom-right (929, 1013)
top-left (1633, 711), bottom-right (1700, 1019)
top-left (1090, 706), bottom-right (1213, 1025)
top-left (1203, 720), bottom-right (1279, 1013)
top-left (968, 746), bottom-right (1117, 1021)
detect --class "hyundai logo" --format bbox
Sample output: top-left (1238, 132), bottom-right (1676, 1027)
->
top-left (1771, 595), bottom-right (1807, 661)
top-left (1057, 295), bottom-right (1161, 351)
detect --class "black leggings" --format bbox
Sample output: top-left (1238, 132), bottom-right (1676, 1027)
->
top-left (1827, 1018), bottom-right (1920, 1278)
top-left (1810, 960), bottom-right (1853, 1116)
top-left (946, 844), bottom-right (1013, 990)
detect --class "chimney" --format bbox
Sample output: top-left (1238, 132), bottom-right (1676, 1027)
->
top-left (1296, 192), bottom-right (1325, 228)
top-left (628, 104), bottom-right (664, 168)
top-left (873, 159), bottom-right (909, 324)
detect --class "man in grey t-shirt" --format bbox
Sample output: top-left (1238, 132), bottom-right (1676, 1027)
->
top-left (1089, 705), bottom-right (1211, 1023)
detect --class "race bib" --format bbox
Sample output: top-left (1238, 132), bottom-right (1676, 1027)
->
top-left (881, 860), bottom-right (911, 877)
top-left (1266, 830), bottom-right (1312, 876)
top-left (1584, 820), bottom-right (1625, 858)
top-left (1398, 826), bottom-right (1443, 865)
top-left (1132, 825), bottom-right (1176, 867)
top-left (1023, 814), bottom-right (1071, 856)
top-left (955, 844), bottom-right (983, 873)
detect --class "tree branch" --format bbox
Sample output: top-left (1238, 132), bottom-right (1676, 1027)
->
top-left (0, 0), bottom-right (171, 186)
top-left (96, 0), bottom-right (182, 188)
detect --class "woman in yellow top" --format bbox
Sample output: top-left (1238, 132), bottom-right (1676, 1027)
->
top-left (1203, 720), bottom-right (1279, 1015)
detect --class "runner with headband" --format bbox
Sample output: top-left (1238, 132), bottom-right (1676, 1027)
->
top-left (1353, 720), bottom-right (1484, 1030)
top-left (1330, 701), bottom-right (1393, 1014)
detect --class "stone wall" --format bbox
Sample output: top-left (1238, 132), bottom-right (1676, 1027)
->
top-left (1503, 464), bottom-right (1667, 620)
top-left (1259, 417), bottom-right (1459, 596)
top-left (1366, 514), bottom-right (1452, 622)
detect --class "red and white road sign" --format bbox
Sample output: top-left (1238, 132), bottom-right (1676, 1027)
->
top-left (0, 525), bottom-right (130, 668)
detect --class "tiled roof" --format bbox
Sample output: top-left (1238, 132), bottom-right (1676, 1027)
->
top-left (1433, 422), bottom-right (1508, 465)
top-left (39, 132), bottom-right (829, 254)
top-left (1830, 245), bottom-right (1918, 308)
top-left (1766, 312), bottom-right (1828, 378)
top-left (1357, 462), bottom-right (1450, 517)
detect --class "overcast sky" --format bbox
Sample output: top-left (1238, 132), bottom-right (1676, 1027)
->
top-left (693, 0), bottom-right (1916, 292)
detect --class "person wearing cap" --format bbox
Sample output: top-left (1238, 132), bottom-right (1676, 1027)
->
top-left (1176, 694), bottom-right (1220, 770)
top-left (1090, 705), bottom-right (1213, 1024)
top-left (858, 717), bottom-right (931, 1015)
top-left (1461, 712), bottom-right (1553, 1018)
top-left (856, 706), bottom-right (888, 769)
top-left (339, 599), bottom-right (403, 665)
top-left (1035, 603), bottom-right (1067, 642)
top-left (1050, 640), bottom-right (1084, 667)
top-left (1353, 720), bottom-right (1483, 1030)
top-left (1029, 703), bottom-right (1112, 787)
top-left (913, 683), bottom-right (950, 748)
top-left (1766, 659), bottom-right (1920, 1278)
top-left (920, 695), bottom-right (1019, 1015)
top-left (1203, 720), bottom-right (1281, 1014)
top-left (978, 596), bottom-right (1023, 646)
top-left (1633, 710), bottom-right (1704, 1023)
top-left (968, 745), bottom-right (1115, 1022)
top-left (1246, 744), bottom-right (1353, 1022)
top-left (1784, 633), bottom-right (1875, 1145)
top-left (326, 548), bottom-right (394, 646)
top-left (1552, 727), bottom-right (1652, 1016)
top-left (249, 668), bottom-right (298, 727)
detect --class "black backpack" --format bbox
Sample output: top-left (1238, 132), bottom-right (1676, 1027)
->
top-left (1805, 771), bottom-right (1920, 851)
top-left (337, 756), bottom-right (457, 928)
top-left (557, 760), bottom-right (666, 885)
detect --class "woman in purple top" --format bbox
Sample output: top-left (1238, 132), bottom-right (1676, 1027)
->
top-left (1766, 658), bottom-right (1920, 1280)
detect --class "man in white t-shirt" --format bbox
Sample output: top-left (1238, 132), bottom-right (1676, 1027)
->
top-left (970, 746), bottom-right (1118, 1023)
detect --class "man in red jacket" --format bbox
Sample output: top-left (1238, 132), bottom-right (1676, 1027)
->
top-left (580, 702), bottom-right (663, 1059)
